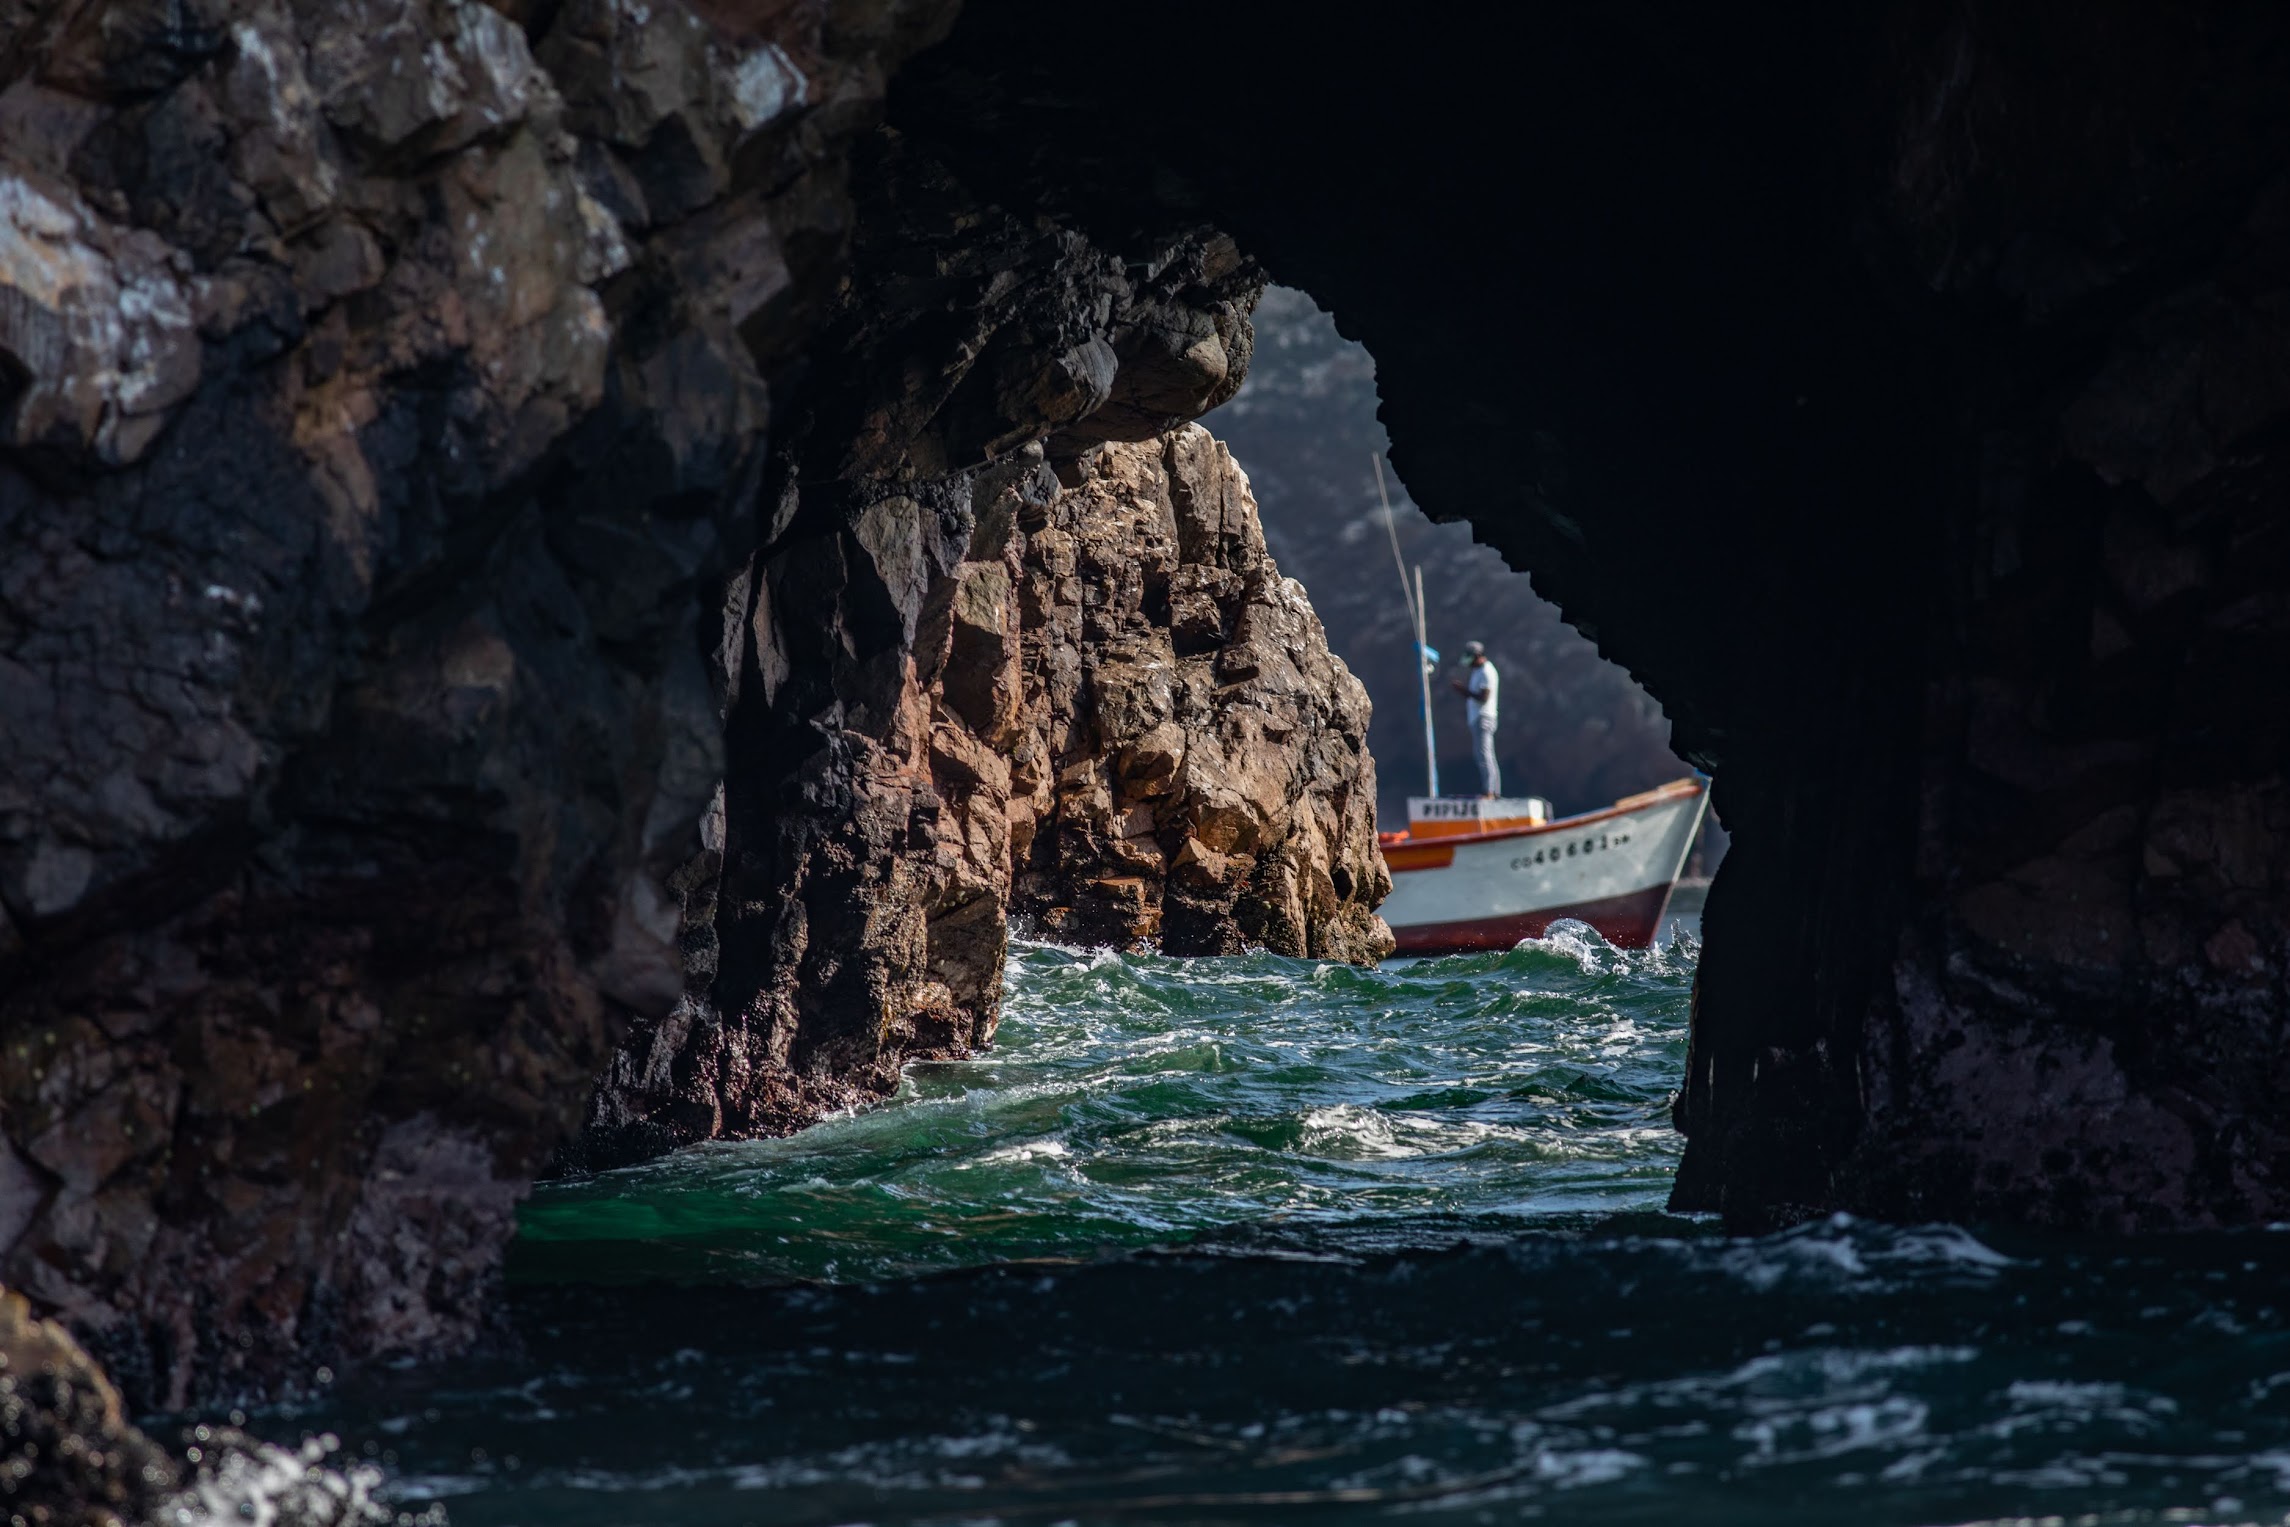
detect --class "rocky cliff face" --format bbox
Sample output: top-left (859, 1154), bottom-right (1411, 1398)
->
top-left (0, 0), bottom-right (1392, 1401)
top-left (637, 139), bottom-right (1288, 1178)
top-left (1008, 429), bottom-right (1389, 963)
top-left (0, 0), bottom-right (958, 1406)
top-left (0, 0), bottom-right (1391, 1405)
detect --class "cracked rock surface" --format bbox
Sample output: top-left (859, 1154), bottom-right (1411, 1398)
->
top-left (1006, 428), bottom-right (1390, 965)
top-left (0, 0), bottom-right (955, 1406)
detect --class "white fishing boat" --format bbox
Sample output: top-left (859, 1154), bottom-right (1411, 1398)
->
top-left (1360, 452), bottom-right (1707, 954)
top-left (1377, 779), bottom-right (1710, 953)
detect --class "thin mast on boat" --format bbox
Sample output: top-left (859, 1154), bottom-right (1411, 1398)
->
top-left (1374, 454), bottom-right (1438, 799)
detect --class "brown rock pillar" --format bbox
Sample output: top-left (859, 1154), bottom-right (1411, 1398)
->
top-left (574, 421), bottom-right (1392, 1168)
top-left (1009, 429), bottom-right (1393, 964)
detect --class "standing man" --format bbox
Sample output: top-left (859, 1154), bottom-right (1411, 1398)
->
top-left (1451, 640), bottom-right (1501, 797)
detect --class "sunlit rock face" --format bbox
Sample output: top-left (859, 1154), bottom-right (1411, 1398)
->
top-left (894, 1), bottom-right (2290, 1231)
top-left (569, 139), bottom-right (1387, 1172)
top-left (1008, 429), bottom-right (1390, 964)
top-left (0, 0), bottom-right (956, 1405)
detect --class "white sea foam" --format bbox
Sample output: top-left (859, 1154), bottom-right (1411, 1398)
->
top-left (969, 1136), bottom-right (1073, 1166)
top-left (1298, 1103), bottom-right (1409, 1158)
top-left (1713, 1213), bottom-right (2017, 1291)
top-left (154, 1434), bottom-right (399, 1527)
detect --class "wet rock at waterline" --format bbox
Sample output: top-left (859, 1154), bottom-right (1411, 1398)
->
top-left (0, 1279), bottom-right (398, 1524)
top-left (0, 1287), bottom-right (175, 1526)
top-left (574, 426), bottom-right (1390, 1169)
top-left (3, 1281), bottom-right (394, 1525)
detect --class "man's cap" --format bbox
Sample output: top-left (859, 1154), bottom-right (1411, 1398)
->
top-left (1464, 640), bottom-right (1485, 657)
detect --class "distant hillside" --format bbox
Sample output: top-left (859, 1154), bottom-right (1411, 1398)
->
top-left (1208, 287), bottom-right (1724, 867)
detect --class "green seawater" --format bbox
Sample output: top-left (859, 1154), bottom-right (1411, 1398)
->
top-left (259, 926), bottom-right (2290, 1526)
top-left (511, 931), bottom-right (1696, 1288)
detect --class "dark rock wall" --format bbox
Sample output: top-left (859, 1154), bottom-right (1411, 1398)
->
top-left (0, 0), bottom-right (956, 1405)
top-left (1830, 6), bottom-right (2290, 1228)
top-left (891, 0), bottom-right (2290, 1230)
top-left (0, 0), bottom-right (1385, 1404)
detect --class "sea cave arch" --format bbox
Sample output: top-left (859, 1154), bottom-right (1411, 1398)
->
top-left (867, 0), bottom-right (2290, 1233)
top-left (0, 0), bottom-right (2285, 1418)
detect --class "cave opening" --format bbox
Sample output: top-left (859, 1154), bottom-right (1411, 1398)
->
top-left (1204, 285), bottom-right (1731, 853)
top-left (871, 0), bottom-right (2290, 1239)
top-left (557, 0), bottom-right (1899, 1249)
top-left (515, 2), bottom-right (2290, 1503)
top-left (517, 272), bottom-right (1717, 1294)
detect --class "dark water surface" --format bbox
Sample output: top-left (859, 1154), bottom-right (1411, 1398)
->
top-left (266, 932), bottom-right (2290, 1525)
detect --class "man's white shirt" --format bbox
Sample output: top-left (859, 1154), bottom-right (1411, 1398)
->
top-left (1466, 661), bottom-right (1499, 727)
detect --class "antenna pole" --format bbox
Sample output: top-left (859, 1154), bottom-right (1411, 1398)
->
top-left (1373, 454), bottom-right (1439, 798)
top-left (1414, 563), bottom-right (1438, 799)
top-left (1374, 454), bottom-right (1411, 620)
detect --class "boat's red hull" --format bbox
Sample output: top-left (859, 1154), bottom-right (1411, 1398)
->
top-left (1387, 883), bottom-right (1676, 955)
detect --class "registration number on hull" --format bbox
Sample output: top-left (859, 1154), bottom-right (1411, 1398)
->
top-left (1510, 830), bottom-right (1630, 870)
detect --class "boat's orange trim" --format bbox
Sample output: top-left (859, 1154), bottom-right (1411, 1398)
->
top-left (1611, 779), bottom-right (1703, 812)
top-left (1381, 842), bottom-right (1455, 872)
top-left (1405, 814), bottom-right (1546, 840)
top-left (1381, 778), bottom-right (1703, 855)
